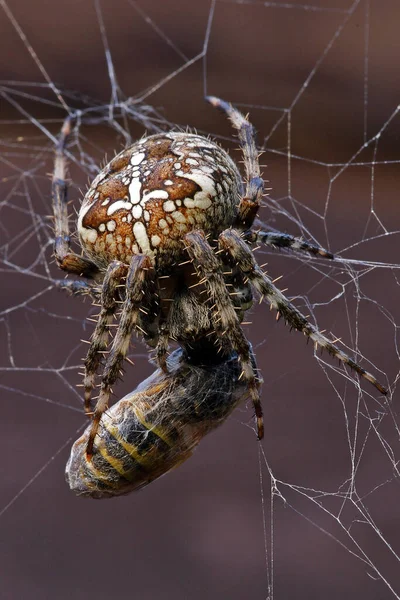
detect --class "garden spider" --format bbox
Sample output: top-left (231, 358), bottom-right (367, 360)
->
top-left (53, 97), bottom-right (387, 459)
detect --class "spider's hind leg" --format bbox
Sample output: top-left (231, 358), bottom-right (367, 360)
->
top-left (184, 230), bottom-right (264, 439)
top-left (219, 229), bottom-right (387, 396)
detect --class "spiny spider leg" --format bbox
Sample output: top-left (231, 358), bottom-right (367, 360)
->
top-left (52, 117), bottom-right (100, 279)
top-left (53, 278), bottom-right (99, 299)
top-left (156, 321), bottom-right (170, 373)
top-left (86, 254), bottom-right (156, 459)
top-left (83, 261), bottom-right (129, 415)
top-left (219, 229), bottom-right (387, 396)
top-left (206, 96), bottom-right (264, 229)
top-left (244, 230), bottom-right (335, 260)
top-left (184, 230), bottom-right (264, 439)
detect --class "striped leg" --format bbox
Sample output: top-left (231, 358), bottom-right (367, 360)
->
top-left (52, 117), bottom-right (100, 279)
top-left (219, 229), bottom-right (387, 396)
top-left (53, 278), bottom-right (99, 299)
top-left (156, 321), bottom-right (170, 373)
top-left (206, 96), bottom-right (264, 229)
top-left (86, 254), bottom-right (158, 458)
top-left (244, 229), bottom-right (334, 260)
top-left (83, 261), bottom-right (129, 415)
top-left (184, 230), bottom-right (264, 439)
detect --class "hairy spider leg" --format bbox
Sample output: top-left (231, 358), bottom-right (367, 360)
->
top-left (206, 96), bottom-right (264, 229)
top-left (83, 261), bottom-right (129, 414)
top-left (184, 230), bottom-right (264, 439)
top-left (207, 98), bottom-right (338, 262)
top-left (53, 278), bottom-right (99, 298)
top-left (244, 230), bottom-right (335, 260)
top-left (86, 254), bottom-right (158, 459)
top-left (219, 229), bottom-right (387, 396)
top-left (52, 116), bottom-right (101, 279)
top-left (155, 320), bottom-right (170, 374)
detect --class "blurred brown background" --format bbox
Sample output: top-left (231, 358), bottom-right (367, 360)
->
top-left (1, 0), bottom-right (400, 598)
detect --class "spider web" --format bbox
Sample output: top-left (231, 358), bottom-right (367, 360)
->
top-left (1, 0), bottom-right (400, 598)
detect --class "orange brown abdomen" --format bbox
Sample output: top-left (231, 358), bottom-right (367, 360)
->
top-left (78, 132), bottom-right (243, 270)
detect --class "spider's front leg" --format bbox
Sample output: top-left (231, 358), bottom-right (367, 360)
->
top-left (219, 229), bottom-right (387, 396)
top-left (206, 96), bottom-right (264, 230)
top-left (83, 261), bottom-right (129, 415)
top-left (86, 254), bottom-right (158, 459)
top-left (52, 117), bottom-right (100, 280)
top-left (207, 98), bottom-right (335, 262)
top-left (184, 230), bottom-right (264, 439)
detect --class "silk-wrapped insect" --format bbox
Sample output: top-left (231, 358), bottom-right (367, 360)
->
top-left (66, 347), bottom-right (253, 498)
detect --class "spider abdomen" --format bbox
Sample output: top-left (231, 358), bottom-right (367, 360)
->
top-left (78, 132), bottom-right (242, 269)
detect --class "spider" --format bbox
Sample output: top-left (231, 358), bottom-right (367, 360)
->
top-left (52, 96), bottom-right (387, 459)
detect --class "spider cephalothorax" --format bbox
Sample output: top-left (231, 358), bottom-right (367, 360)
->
top-left (53, 97), bottom-right (387, 459)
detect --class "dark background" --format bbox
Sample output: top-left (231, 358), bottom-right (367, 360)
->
top-left (1, 1), bottom-right (400, 598)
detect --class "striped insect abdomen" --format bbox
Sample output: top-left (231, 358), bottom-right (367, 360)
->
top-left (66, 347), bottom-right (251, 498)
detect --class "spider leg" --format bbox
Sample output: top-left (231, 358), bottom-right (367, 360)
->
top-left (53, 278), bottom-right (100, 299)
top-left (52, 117), bottom-right (100, 279)
top-left (206, 96), bottom-right (263, 229)
top-left (219, 229), bottom-right (387, 396)
top-left (155, 321), bottom-right (170, 373)
top-left (184, 230), bottom-right (264, 439)
top-left (86, 254), bottom-right (157, 458)
top-left (207, 100), bottom-right (335, 259)
top-left (83, 261), bottom-right (128, 415)
top-left (244, 229), bottom-right (335, 260)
